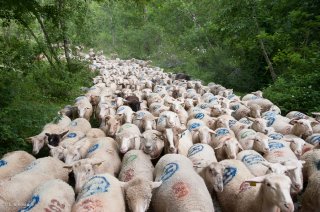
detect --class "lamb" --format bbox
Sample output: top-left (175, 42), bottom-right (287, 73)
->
top-left (18, 179), bottom-right (75, 212)
top-left (119, 150), bottom-right (154, 182)
top-left (120, 178), bottom-right (162, 212)
top-left (152, 154), bottom-right (215, 211)
top-left (290, 118), bottom-right (313, 138)
top-left (72, 173), bottom-right (126, 212)
top-left (140, 130), bottom-right (164, 159)
top-left (116, 123), bottom-right (142, 154)
top-left (64, 137), bottom-right (121, 193)
top-left (0, 157), bottom-right (70, 212)
top-left (0, 151), bottom-right (35, 180)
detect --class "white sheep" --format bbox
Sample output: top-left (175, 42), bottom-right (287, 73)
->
top-left (0, 157), bottom-right (70, 212)
top-left (18, 179), bottom-right (75, 212)
top-left (67, 118), bottom-right (91, 133)
top-left (0, 151), bottom-right (35, 180)
top-left (121, 178), bottom-right (162, 212)
top-left (116, 105), bottom-right (134, 124)
top-left (75, 96), bottom-right (93, 120)
top-left (116, 123), bottom-right (142, 154)
top-left (65, 137), bottom-right (121, 193)
top-left (152, 154), bottom-right (215, 211)
top-left (140, 130), bottom-right (165, 159)
top-left (119, 150), bottom-right (154, 182)
top-left (72, 173), bottom-right (126, 212)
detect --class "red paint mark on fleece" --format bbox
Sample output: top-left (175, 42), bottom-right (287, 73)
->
top-left (172, 182), bottom-right (189, 199)
top-left (80, 198), bottom-right (103, 211)
top-left (123, 168), bottom-right (135, 182)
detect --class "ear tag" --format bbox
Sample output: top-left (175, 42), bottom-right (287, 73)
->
top-left (250, 182), bottom-right (256, 186)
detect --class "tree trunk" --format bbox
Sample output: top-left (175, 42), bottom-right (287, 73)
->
top-left (31, 10), bottom-right (61, 66)
top-left (252, 9), bottom-right (277, 81)
top-left (58, 0), bottom-right (71, 69)
top-left (17, 18), bottom-right (55, 68)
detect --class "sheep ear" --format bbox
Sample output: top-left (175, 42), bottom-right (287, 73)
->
top-left (214, 142), bottom-right (225, 150)
top-left (26, 137), bottom-right (33, 143)
top-left (289, 119), bottom-right (299, 125)
top-left (47, 144), bottom-right (55, 149)
top-left (63, 164), bottom-right (74, 169)
top-left (91, 159), bottom-right (105, 166)
top-left (299, 160), bottom-right (306, 165)
top-left (247, 117), bottom-right (255, 121)
top-left (60, 130), bottom-right (69, 138)
top-left (151, 181), bottom-right (162, 189)
top-left (45, 133), bottom-right (51, 137)
top-left (311, 121), bottom-right (319, 127)
top-left (208, 129), bottom-right (216, 134)
top-left (237, 143), bottom-right (244, 151)
top-left (285, 165), bottom-right (297, 171)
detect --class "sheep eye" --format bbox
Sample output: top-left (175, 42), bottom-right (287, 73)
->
top-left (266, 183), bottom-right (271, 187)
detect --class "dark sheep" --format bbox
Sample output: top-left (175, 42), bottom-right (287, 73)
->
top-left (175, 73), bottom-right (191, 81)
top-left (124, 96), bottom-right (141, 112)
top-left (45, 130), bottom-right (69, 146)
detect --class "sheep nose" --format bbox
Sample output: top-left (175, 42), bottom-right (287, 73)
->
top-left (294, 184), bottom-right (301, 190)
top-left (264, 148), bottom-right (270, 152)
top-left (283, 203), bottom-right (294, 212)
top-left (169, 146), bottom-right (176, 152)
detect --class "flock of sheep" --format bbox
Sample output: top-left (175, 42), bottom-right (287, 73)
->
top-left (1, 49), bottom-right (320, 212)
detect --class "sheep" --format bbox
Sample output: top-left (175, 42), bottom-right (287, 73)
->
top-left (140, 130), bottom-right (164, 159)
top-left (86, 128), bottom-right (106, 138)
top-left (68, 118), bottom-right (91, 133)
top-left (0, 157), bottom-right (70, 212)
top-left (102, 115), bottom-right (121, 137)
top-left (119, 150), bottom-right (154, 182)
top-left (230, 102), bottom-right (250, 120)
top-left (241, 90), bottom-right (263, 101)
top-left (0, 151), bottom-right (35, 180)
top-left (64, 137), bottom-right (121, 193)
top-left (121, 178), bottom-right (162, 212)
top-left (236, 150), bottom-right (269, 176)
top-left (116, 123), bottom-right (142, 154)
top-left (170, 100), bottom-right (188, 127)
top-left (149, 102), bottom-right (170, 117)
top-left (75, 96), bottom-right (93, 120)
top-left (192, 125), bottom-right (216, 144)
top-left (26, 123), bottom-right (66, 154)
top-left (152, 154), bottom-right (215, 211)
top-left (236, 129), bottom-right (270, 154)
top-left (217, 159), bottom-right (294, 212)
top-left (172, 128), bottom-right (194, 156)
top-left (300, 171), bottom-right (320, 212)
top-left (305, 133), bottom-right (320, 146)
top-left (72, 173), bottom-right (126, 212)
top-left (301, 149), bottom-right (320, 181)
top-left (235, 173), bottom-right (294, 212)
top-left (290, 118), bottom-right (313, 138)
top-left (18, 179), bottom-right (75, 212)
top-left (116, 105), bottom-right (134, 124)
top-left (215, 159), bottom-right (255, 212)
top-left (63, 137), bottom-right (97, 164)
top-left (124, 95), bottom-right (141, 112)
top-left (96, 102), bottom-right (116, 125)
top-left (45, 130), bottom-right (69, 146)
top-left (132, 110), bottom-right (157, 132)
top-left (245, 98), bottom-right (273, 112)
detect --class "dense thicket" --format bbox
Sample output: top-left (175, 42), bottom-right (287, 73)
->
top-left (0, 0), bottom-right (319, 155)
